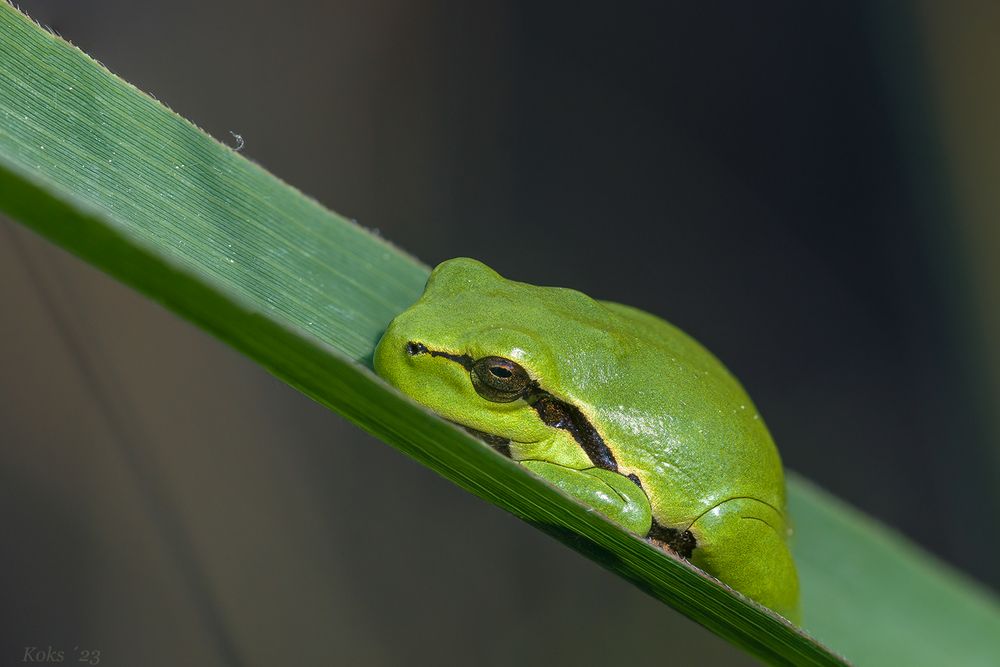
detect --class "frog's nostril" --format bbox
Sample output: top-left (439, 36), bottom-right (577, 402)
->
top-left (406, 341), bottom-right (428, 356)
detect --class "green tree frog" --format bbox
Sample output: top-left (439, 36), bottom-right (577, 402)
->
top-left (374, 258), bottom-right (800, 621)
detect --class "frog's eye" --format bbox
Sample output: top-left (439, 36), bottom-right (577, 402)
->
top-left (471, 356), bottom-right (532, 403)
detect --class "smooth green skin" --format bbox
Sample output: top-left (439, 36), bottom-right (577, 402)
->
top-left (374, 258), bottom-right (800, 621)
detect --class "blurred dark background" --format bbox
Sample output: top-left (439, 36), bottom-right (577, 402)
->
top-left (2, 2), bottom-right (998, 665)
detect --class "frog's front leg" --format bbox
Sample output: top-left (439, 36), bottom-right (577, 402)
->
top-left (520, 460), bottom-right (653, 536)
top-left (688, 497), bottom-right (801, 623)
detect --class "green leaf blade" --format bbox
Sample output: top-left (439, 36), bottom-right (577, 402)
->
top-left (0, 8), bottom-right (427, 363)
top-left (1, 5), bottom-right (998, 665)
top-left (791, 477), bottom-right (1000, 665)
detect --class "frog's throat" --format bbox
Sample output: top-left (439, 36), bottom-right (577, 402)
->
top-left (407, 341), bottom-right (619, 472)
top-left (456, 423), bottom-right (513, 459)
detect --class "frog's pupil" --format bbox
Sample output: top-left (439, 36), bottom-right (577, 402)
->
top-left (490, 366), bottom-right (512, 378)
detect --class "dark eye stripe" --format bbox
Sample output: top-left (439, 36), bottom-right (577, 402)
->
top-left (407, 341), bottom-right (619, 473)
top-left (406, 340), bottom-right (473, 369)
top-left (529, 393), bottom-right (618, 472)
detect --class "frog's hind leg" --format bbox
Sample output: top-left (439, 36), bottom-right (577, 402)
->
top-left (687, 497), bottom-right (800, 623)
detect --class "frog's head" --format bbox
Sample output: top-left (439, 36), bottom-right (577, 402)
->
top-left (374, 257), bottom-right (621, 446)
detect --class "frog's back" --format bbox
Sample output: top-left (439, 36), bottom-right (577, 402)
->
top-left (594, 301), bottom-right (787, 528)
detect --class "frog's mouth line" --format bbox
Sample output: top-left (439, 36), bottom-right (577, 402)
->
top-left (455, 423), bottom-right (514, 458)
top-left (407, 341), bottom-right (618, 472)
top-left (409, 340), bottom-right (698, 558)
